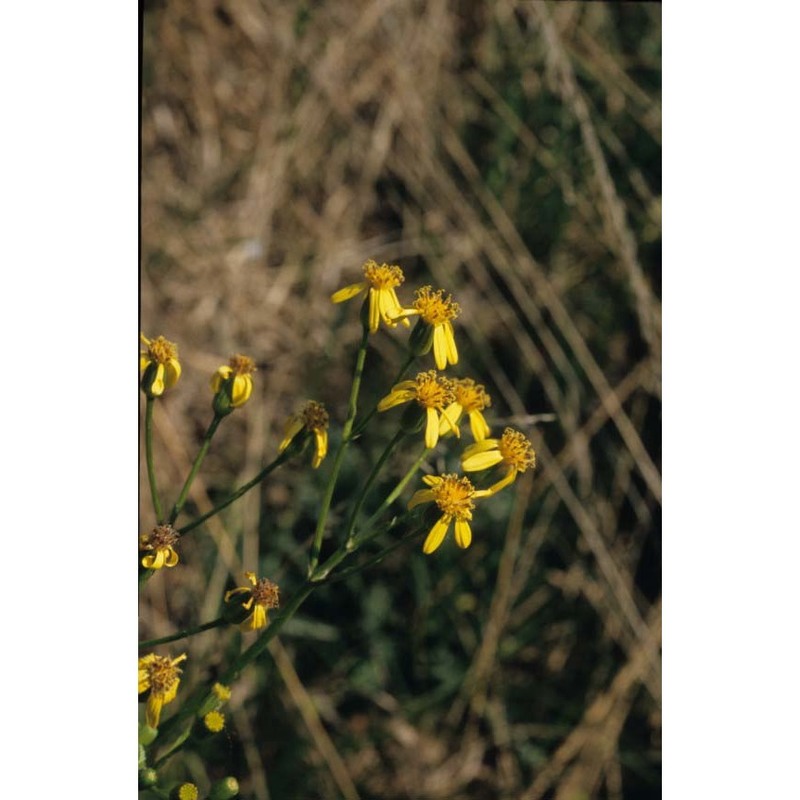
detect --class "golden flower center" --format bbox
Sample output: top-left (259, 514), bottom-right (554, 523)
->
top-left (147, 336), bottom-right (178, 364)
top-left (229, 354), bottom-right (256, 375)
top-left (301, 401), bottom-right (329, 432)
top-left (432, 474), bottom-right (476, 520)
top-left (413, 286), bottom-right (460, 325)
top-left (498, 428), bottom-right (537, 472)
top-left (146, 655), bottom-right (183, 695)
top-left (453, 379), bottom-right (491, 412)
top-left (414, 371), bottom-right (455, 410)
top-left (252, 577), bottom-right (280, 609)
top-left (177, 784), bottom-right (199, 800)
top-left (363, 260), bottom-right (405, 289)
top-left (141, 524), bottom-right (179, 551)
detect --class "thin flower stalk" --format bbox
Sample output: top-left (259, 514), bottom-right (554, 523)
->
top-left (307, 326), bottom-right (369, 576)
top-left (139, 618), bottom-right (227, 649)
top-left (145, 396), bottom-right (164, 521)
top-left (167, 414), bottom-right (223, 525)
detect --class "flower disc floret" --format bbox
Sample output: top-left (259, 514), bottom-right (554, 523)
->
top-left (204, 710), bottom-right (226, 733)
top-left (139, 524), bottom-right (180, 570)
top-left (408, 473), bottom-right (492, 554)
top-left (331, 259), bottom-right (411, 333)
top-left (140, 333), bottom-right (182, 397)
top-left (377, 371), bottom-right (458, 448)
top-left (138, 652), bottom-right (187, 728)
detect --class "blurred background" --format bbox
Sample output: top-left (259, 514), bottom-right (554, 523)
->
top-left (139, 1), bottom-right (661, 798)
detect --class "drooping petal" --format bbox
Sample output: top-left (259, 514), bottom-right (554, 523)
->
top-left (377, 388), bottom-right (416, 411)
top-left (422, 475), bottom-right (444, 487)
top-left (486, 468), bottom-right (518, 495)
top-left (231, 374), bottom-right (253, 407)
top-left (422, 515), bottom-right (452, 554)
top-left (331, 282), bottom-right (367, 303)
top-left (150, 363), bottom-right (166, 397)
top-left (407, 488), bottom-right (436, 509)
top-left (439, 402), bottom-right (463, 435)
top-left (164, 547), bottom-right (179, 567)
top-left (312, 429), bottom-right (328, 468)
top-left (462, 438), bottom-right (499, 457)
top-left (424, 407), bottom-right (440, 449)
top-left (469, 410), bottom-right (491, 442)
top-left (210, 366), bottom-right (233, 394)
top-left (454, 518), bottom-right (472, 549)
top-left (439, 406), bottom-right (461, 438)
top-left (164, 359), bottom-right (181, 388)
top-left (432, 325), bottom-right (448, 370)
top-left (444, 320), bottom-right (458, 365)
top-left (368, 288), bottom-right (381, 332)
top-left (146, 694), bottom-right (164, 728)
top-left (279, 416), bottom-right (305, 452)
top-left (224, 586), bottom-right (251, 602)
top-left (461, 449), bottom-right (505, 472)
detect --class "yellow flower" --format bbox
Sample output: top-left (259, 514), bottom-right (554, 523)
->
top-left (439, 378), bottom-right (492, 441)
top-left (377, 370), bottom-right (459, 449)
top-left (138, 652), bottom-right (187, 728)
top-left (224, 572), bottom-right (280, 632)
top-left (331, 260), bottom-right (411, 333)
top-left (140, 333), bottom-right (181, 397)
top-left (395, 286), bottom-right (460, 369)
top-left (210, 353), bottom-right (256, 409)
top-left (139, 524), bottom-right (180, 570)
top-left (408, 473), bottom-right (491, 554)
top-left (461, 427), bottom-right (536, 493)
top-left (278, 400), bottom-right (329, 468)
top-left (204, 710), bottom-right (226, 733)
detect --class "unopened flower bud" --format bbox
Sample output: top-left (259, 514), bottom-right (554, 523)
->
top-left (209, 776), bottom-right (240, 800)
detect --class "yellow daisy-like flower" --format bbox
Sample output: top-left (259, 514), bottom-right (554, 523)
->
top-left (377, 370), bottom-right (459, 449)
top-left (439, 378), bottom-right (492, 441)
top-left (408, 473), bottom-right (492, 554)
top-left (138, 652), bottom-right (187, 728)
top-left (140, 333), bottom-right (181, 397)
top-left (210, 353), bottom-right (256, 409)
top-left (395, 285), bottom-right (460, 370)
top-left (278, 400), bottom-right (330, 468)
top-left (461, 427), bottom-right (537, 493)
top-left (331, 259), bottom-right (411, 333)
top-left (175, 784), bottom-right (199, 800)
top-left (224, 572), bottom-right (280, 632)
top-left (139, 523), bottom-right (180, 570)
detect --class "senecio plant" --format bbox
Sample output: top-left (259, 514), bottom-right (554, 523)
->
top-left (138, 260), bottom-right (537, 797)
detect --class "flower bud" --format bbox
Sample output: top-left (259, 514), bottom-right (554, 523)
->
top-left (209, 776), bottom-right (240, 800)
top-left (138, 723), bottom-right (159, 746)
top-left (138, 768), bottom-right (158, 789)
top-left (171, 783), bottom-right (199, 800)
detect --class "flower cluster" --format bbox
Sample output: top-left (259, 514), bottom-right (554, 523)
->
top-left (331, 260), bottom-right (538, 554)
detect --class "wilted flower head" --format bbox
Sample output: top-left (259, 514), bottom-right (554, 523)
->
top-left (278, 400), bottom-right (329, 468)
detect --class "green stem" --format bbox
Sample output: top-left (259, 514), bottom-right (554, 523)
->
top-left (167, 413), bottom-right (223, 525)
top-left (351, 352), bottom-right (415, 437)
top-left (343, 428), bottom-right (406, 546)
top-left (177, 449), bottom-right (291, 536)
top-left (307, 326), bottom-right (370, 576)
top-left (139, 618), bottom-right (226, 649)
top-left (145, 397), bottom-right (163, 522)
top-left (355, 445), bottom-right (432, 546)
top-left (310, 446), bottom-right (431, 580)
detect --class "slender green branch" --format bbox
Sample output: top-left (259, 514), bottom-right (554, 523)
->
top-left (355, 445), bottom-right (432, 546)
top-left (177, 449), bottom-right (292, 536)
top-left (308, 326), bottom-right (370, 576)
top-left (139, 618), bottom-right (226, 649)
top-left (343, 429), bottom-right (406, 546)
top-left (144, 397), bottom-right (163, 522)
top-left (352, 351), bottom-right (415, 437)
top-left (167, 413), bottom-right (223, 525)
